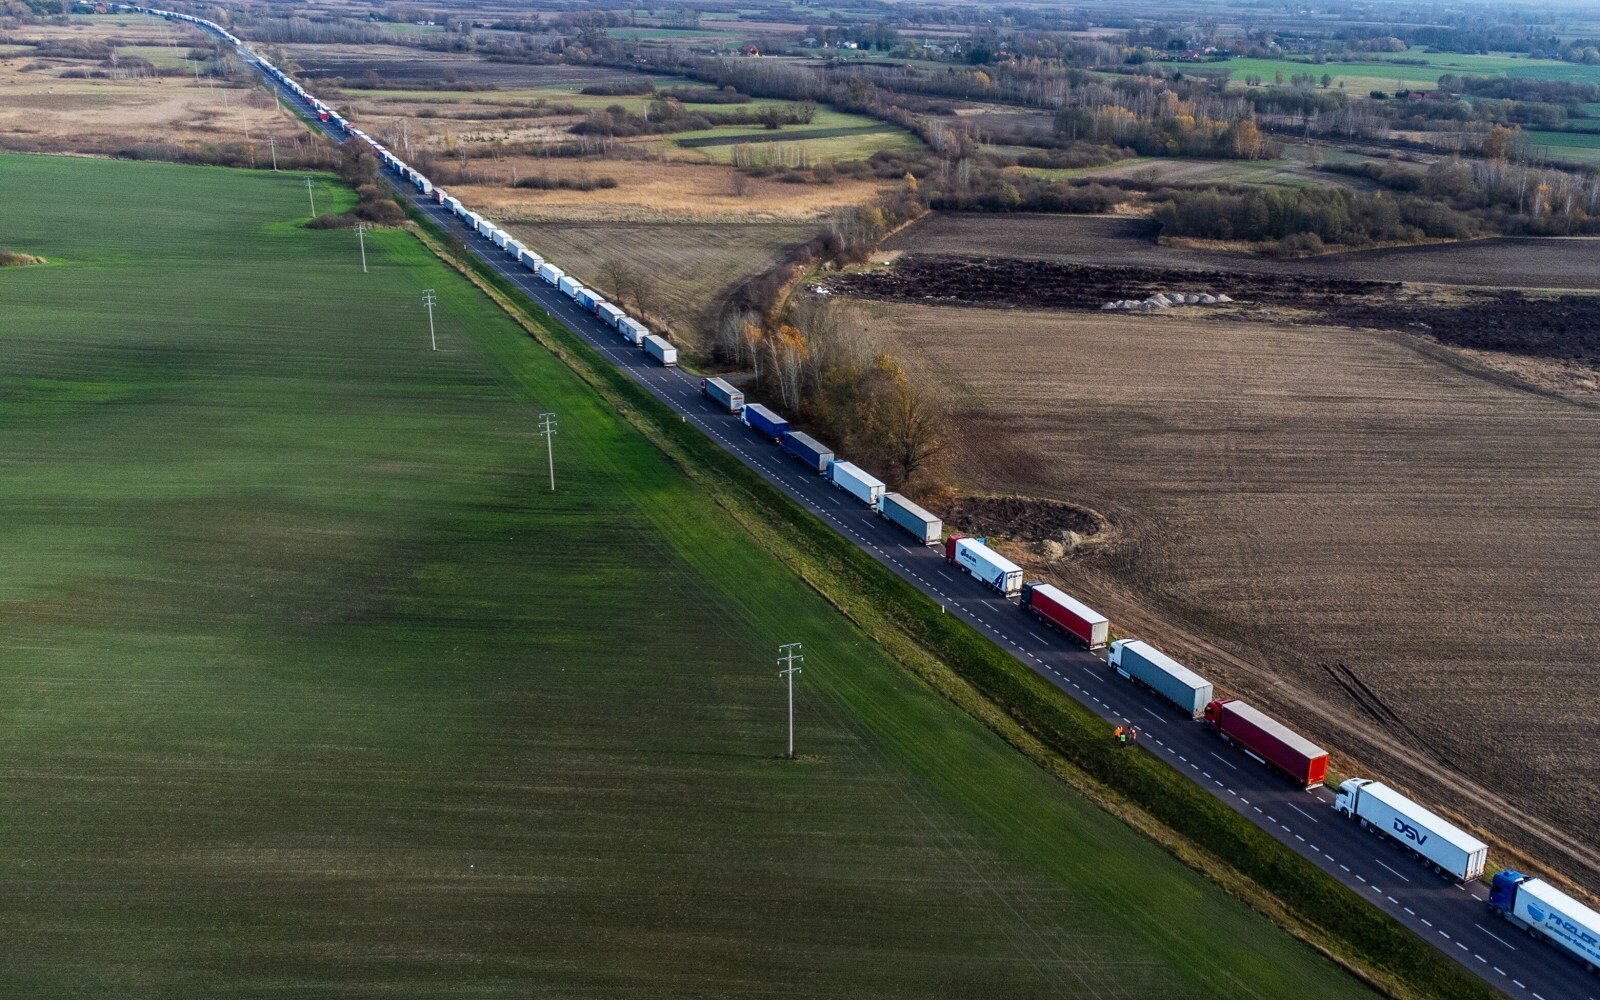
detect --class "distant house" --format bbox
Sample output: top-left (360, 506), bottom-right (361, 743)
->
top-left (742, 43), bottom-right (761, 56)
top-left (1408, 90), bottom-right (1432, 100)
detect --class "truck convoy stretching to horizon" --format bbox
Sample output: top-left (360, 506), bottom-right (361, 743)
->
top-left (113, 2), bottom-right (1600, 981)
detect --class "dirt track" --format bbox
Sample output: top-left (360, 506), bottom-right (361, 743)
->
top-left (886, 213), bottom-right (1600, 291)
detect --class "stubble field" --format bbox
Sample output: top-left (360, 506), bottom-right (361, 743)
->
top-left (838, 296), bottom-right (1600, 888)
top-left (0, 151), bottom-right (1378, 998)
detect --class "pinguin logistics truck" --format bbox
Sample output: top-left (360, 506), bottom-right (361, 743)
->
top-left (1488, 871), bottom-right (1600, 974)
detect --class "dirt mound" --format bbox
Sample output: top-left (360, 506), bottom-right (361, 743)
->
top-left (825, 253), bottom-right (1396, 311)
top-left (938, 494), bottom-right (1111, 552)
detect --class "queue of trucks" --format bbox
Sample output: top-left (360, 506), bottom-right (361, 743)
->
top-left (111, 3), bottom-right (1600, 978)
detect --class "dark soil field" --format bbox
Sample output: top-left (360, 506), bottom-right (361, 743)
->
top-left (838, 298), bottom-right (1600, 893)
top-left (828, 254), bottom-right (1395, 310)
top-left (886, 213), bottom-right (1600, 291)
top-left (829, 255), bottom-right (1600, 365)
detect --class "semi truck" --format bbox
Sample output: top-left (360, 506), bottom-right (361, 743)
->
top-left (946, 536), bottom-right (1023, 597)
top-left (780, 432), bottom-right (833, 474)
top-left (1203, 698), bottom-right (1328, 788)
top-left (642, 334), bottom-right (677, 366)
top-left (1334, 778), bottom-right (1488, 882)
top-left (558, 276), bottom-right (583, 299)
top-left (618, 317), bottom-right (648, 346)
top-left (878, 493), bottom-right (941, 545)
top-left (741, 404), bottom-right (788, 442)
top-left (537, 263), bottom-right (563, 286)
top-left (1021, 583), bottom-right (1109, 650)
top-left (1488, 871), bottom-right (1600, 973)
top-left (828, 461), bottom-right (885, 506)
top-left (1107, 639), bottom-right (1211, 718)
top-left (701, 377), bottom-right (743, 414)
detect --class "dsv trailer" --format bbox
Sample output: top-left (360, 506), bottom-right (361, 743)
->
top-left (1335, 779), bottom-right (1487, 882)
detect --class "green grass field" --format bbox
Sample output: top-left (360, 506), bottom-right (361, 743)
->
top-left (0, 151), bottom-right (1375, 997)
top-left (1164, 49), bottom-right (1600, 92)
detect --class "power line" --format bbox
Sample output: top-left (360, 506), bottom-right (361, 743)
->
top-left (537, 412), bottom-right (557, 491)
top-left (777, 643), bottom-right (803, 760)
top-left (422, 289), bottom-right (437, 351)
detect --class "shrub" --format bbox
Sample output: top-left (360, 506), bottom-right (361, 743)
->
top-left (0, 249), bottom-right (44, 266)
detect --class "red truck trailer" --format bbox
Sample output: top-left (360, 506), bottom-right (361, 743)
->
top-left (318, 109), bottom-right (330, 122)
top-left (1019, 582), bottom-right (1108, 649)
top-left (1203, 698), bottom-right (1328, 788)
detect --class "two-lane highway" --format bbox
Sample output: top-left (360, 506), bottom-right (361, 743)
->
top-left (252, 58), bottom-right (1597, 1000)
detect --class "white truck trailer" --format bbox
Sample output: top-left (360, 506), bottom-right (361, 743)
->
top-left (945, 536), bottom-right (1023, 597)
top-left (642, 334), bottom-right (677, 366)
top-left (1334, 778), bottom-right (1488, 882)
top-left (827, 461), bottom-right (885, 506)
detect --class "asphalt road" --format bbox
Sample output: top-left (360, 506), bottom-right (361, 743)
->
top-left (243, 51), bottom-right (1598, 1000)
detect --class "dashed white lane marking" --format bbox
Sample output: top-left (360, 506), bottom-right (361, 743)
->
top-left (1027, 630), bottom-right (1048, 644)
top-left (1374, 859), bottom-right (1411, 883)
top-left (1474, 924), bottom-right (1516, 950)
top-left (1209, 752), bottom-right (1237, 771)
top-left (1286, 802), bottom-right (1320, 823)
top-left (1421, 918), bottom-right (1433, 928)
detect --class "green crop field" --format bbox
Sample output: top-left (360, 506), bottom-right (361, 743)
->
top-left (1526, 128), bottom-right (1600, 165)
top-left (0, 152), bottom-right (1377, 998)
top-left (672, 109), bottom-right (921, 161)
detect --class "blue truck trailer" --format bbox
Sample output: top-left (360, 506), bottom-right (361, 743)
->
top-left (741, 403), bottom-right (788, 442)
top-left (779, 431), bottom-right (833, 473)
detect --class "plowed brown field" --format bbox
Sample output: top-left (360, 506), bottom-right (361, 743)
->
top-left (843, 299), bottom-right (1600, 889)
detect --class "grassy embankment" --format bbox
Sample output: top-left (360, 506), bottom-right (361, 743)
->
top-left (414, 178), bottom-right (1505, 1000)
top-left (0, 150), bottom-right (1379, 997)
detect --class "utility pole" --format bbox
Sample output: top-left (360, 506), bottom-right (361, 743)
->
top-left (776, 643), bottom-right (803, 760)
top-left (267, 135), bottom-right (278, 171)
top-left (356, 223), bottom-right (367, 273)
top-left (304, 175), bottom-right (316, 217)
top-left (422, 289), bottom-right (437, 351)
top-left (537, 412), bottom-right (557, 491)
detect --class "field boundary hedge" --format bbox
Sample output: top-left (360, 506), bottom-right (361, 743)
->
top-left (401, 201), bottom-right (1497, 1000)
top-left (675, 123), bottom-right (899, 148)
